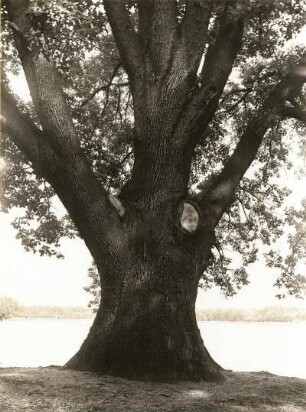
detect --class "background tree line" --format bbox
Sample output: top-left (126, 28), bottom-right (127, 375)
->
top-left (1, 295), bottom-right (306, 323)
top-left (0, 296), bottom-right (92, 320)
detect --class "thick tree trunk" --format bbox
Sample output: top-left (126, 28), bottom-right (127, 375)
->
top-left (63, 64), bottom-right (226, 380)
top-left (66, 209), bottom-right (225, 382)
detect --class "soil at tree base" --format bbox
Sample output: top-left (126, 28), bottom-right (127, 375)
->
top-left (0, 367), bottom-right (305, 412)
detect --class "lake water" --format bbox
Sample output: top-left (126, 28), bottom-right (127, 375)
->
top-left (0, 319), bottom-right (305, 379)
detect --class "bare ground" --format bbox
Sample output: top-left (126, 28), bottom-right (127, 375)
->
top-left (0, 367), bottom-right (305, 412)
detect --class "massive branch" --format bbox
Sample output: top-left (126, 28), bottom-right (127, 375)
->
top-left (7, 0), bottom-right (79, 158)
top-left (178, 1), bottom-right (244, 145)
top-left (139, 0), bottom-right (178, 75)
top-left (1, 84), bottom-right (126, 274)
top-left (103, 0), bottom-right (143, 90)
top-left (1, 84), bottom-right (45, 167)
top-left (200, 54), bottom-right (306, 228)
top-left (282, 105), bottom-right (306, 123)
top-left (4, 0), bottom-right (126, 271)
top-left (178, 0), bottom-right (212, 74)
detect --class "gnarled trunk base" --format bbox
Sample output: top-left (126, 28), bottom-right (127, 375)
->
top-left (66, 206), bottom-right (224, 382)
top-left (65, 286), bottom-right (225, 382)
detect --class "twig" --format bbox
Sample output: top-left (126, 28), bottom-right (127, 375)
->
top-left (80, 63), bottom-right (128, 107)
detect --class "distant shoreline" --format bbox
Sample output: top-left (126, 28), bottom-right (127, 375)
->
top-left (3, 317), bottom-right (306, 322)
top-left (3, 316), bottom-right (94, 321)
top-left (0, 296), bottom-right (93, 321)
top-left (1, 296), bottom-right (306, 322)
top-left (196, 307), bottom-right (306, 322)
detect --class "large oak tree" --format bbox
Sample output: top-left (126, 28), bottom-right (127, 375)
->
top-left (1, 0), bottom-right (306, 381)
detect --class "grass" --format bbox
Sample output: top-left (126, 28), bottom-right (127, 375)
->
top-left (0, 367), bottom-right (305, 411)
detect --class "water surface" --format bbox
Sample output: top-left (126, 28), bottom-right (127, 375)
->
top-left (0, 319), bottom-right (305, 379)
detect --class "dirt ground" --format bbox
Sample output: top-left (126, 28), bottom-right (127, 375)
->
top-left (0, 367), bottom-right (305, 412)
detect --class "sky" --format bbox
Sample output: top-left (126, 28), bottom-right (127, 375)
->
top-left (0, 26), bottom-right (306, 310)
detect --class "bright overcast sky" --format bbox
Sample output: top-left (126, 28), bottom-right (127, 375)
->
top-left (0, 26), bottom-right (305, 309)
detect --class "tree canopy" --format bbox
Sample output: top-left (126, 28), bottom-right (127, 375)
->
top-left (1, 0), bottom-right (306, 300)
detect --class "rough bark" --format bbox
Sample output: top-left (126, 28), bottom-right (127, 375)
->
top-left (66, 205), bottom-right (224, 382)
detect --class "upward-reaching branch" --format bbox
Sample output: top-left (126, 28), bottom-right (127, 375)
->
top-left (137, 0), bottom-right (153, 48)
top-left (200, 54), bottom-right (306, 228)
top-left (4, 0), bottom-right (127, 267)
top-left (178, 0), bottom-right (212, 74)
top-left (178, 1), bottom-right (244, 144)
top-left (103, 0), bottom-right (143, 89)
top-left (200, 1), bottom-right (244, 87)
top-left (1, 84), bottom-right (48, 168)
top-left (1, 84), bottom-right (126, 269)
top-left (7, 0), bottom-right (79, 158)
top-left (138, 0), bottom-right (178, 75)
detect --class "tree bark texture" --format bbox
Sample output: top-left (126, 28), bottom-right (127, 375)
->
top-left (66, 207), bottom-right (223, 381)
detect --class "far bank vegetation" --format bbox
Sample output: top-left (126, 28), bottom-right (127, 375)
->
top-left (1, 296), bottom-right (306, 322)
top-left (0, 296), bottom-right (93, 320)
top-left (197, 306), bottom-right (306, 322)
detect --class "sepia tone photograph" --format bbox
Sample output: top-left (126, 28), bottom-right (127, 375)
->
top-left (0, 0), bottom-right (306, 411)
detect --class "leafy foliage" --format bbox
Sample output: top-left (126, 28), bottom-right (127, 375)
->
top-left (83, 262), bottom-right (100, 313)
